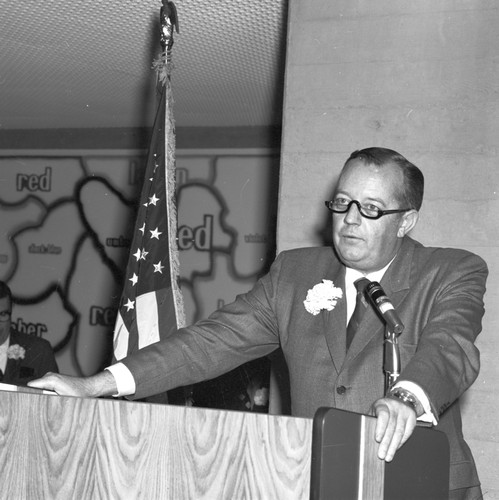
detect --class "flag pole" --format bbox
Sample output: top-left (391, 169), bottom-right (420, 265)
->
top-left (112, 1), bottom-right (187, 404)
top-left (156, 0), bottom-right (185, 332)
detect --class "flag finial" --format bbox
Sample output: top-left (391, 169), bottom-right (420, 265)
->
top-left (160, 0), bottom-right (179, 52)
top-left (154, 1), bottom-right (179, 86)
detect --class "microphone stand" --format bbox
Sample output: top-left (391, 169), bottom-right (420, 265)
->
top-left (384, 326), bottom-right (403, 394)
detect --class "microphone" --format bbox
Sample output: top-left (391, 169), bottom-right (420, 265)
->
top-left (365, 281), bottom-right (404, 335)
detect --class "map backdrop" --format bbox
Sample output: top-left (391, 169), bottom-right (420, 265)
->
top-left (0, 151), bottom-right (279, 407)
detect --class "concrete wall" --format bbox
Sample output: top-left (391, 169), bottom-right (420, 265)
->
top-left (278, 1), bottom-right (498, 497)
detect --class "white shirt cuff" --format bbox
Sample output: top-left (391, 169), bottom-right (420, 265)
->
top-left (393, 380), bottom-right (438, 425)
top-left (105, 363), bottom-right (136, 397)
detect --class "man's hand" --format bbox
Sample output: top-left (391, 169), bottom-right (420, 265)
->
top-left (28, 370), bottom-right (118, 398)
top-left (372, 397), bottom-right (417, 462)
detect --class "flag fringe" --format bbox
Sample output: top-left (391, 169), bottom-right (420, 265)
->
top-left (164, 80), bottom-right (186, 329)
top-left (152, 51), bottom-right (174, 86)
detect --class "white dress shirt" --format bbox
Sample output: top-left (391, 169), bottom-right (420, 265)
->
top-left (0, 335), bottom-right (10, 374)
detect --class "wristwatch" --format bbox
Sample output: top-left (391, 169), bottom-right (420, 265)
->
top-left (388, 387), bottom-right (421, 415)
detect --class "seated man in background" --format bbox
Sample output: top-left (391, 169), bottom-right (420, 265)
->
top-left (0, 281), bottom-right (58, 386)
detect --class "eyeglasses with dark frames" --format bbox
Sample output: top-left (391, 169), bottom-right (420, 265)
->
top-left (0, 311), bottom-right (11, 322)
top-left (325, 199), bottom-right (410, 220)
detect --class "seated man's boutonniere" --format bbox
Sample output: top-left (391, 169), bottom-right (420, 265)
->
top-left (304, 279), bottom-right (343, 315)
top-left (7, 344), bottom-right (26, 360)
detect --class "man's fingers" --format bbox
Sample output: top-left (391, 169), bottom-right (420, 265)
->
top-left (28, 373), bottom-right (80, 396)
top-left (374, 402), bottom-right (389, 442)
top-left (28, 371), bottom-right (117, 398)
top-left (373, 397), bottom-right (417, 461)
top-left (28, 373), bottom-right (58, 391)
top-left (379, 419), bottom-right (408, 461)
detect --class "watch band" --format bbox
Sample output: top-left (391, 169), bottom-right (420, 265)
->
top-left (388, 387), bottom-right (419, 413)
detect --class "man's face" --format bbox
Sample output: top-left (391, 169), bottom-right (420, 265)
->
top-left (332, 159), bottom-right (412, 273)
top-left (0, 296), bottom-right (11, 344)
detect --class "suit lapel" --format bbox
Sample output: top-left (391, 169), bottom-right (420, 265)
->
top-left (322, 265), bottom-right (347, 374)
top-left (4, 331), bottom-right (21, 383)
top-left (4, 358), bottom-right (18, 381)
top-left (380, 237), bottom-right (415, 306)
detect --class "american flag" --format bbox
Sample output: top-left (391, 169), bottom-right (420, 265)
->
top-left (113, 67), bottom-right (185, 361)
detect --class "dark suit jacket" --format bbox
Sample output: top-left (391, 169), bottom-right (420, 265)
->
top-left (2, 330), bottom-right (59, 386)
top-left (122, 236), bottom-right (488, 493)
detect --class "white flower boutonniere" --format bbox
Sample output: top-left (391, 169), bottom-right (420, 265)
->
top-left (304, 279), bottom-right (343, 315)
top-left (7, 344), bottom-right (25, 360)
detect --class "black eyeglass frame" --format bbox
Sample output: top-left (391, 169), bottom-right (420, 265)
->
top-left (0, 310), bottom-right (11, 322)
top-left (324, 200), bottom-right (411, 220)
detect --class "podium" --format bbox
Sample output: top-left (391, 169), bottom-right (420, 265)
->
top-left (0, 388), bottom-right (312, 498)
top-left (0, 389), bottom-right (448, 499)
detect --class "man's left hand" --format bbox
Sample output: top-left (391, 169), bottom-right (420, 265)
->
top-left (372, 397), bottom-right (417, 462)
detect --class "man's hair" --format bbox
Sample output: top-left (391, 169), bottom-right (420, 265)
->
top-left (345, 147), bottom-right (424, 210)
top-left (0, 281), bottom-right (12, 303)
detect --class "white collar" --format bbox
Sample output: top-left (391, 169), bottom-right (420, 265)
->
top-left (0, 334), bottom-right (10, 352)
top-left (345, 257), bottom-right (394, 285)
top-left (344, 258), bottom-right (395, 323)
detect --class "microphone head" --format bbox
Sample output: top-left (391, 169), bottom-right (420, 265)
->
top-left (365, 281), bottom-right (385, 301)
top-left (365, 281), bottom-right (404, 334)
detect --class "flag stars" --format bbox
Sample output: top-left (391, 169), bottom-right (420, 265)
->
top-left (129, 273), bottom-right (138, 286)
top-left (153, 261), bottom-right (165, 274)
top-left (149, 194), bottom-right (160, 206)
top-left (150, 227), bottom-right (162, 239)
top-left (124, 298), bottom-right (135, 311)
top-left (139, 223), bottom-right (146, 234)
top-left (133, 248), bottom-right (149, 261)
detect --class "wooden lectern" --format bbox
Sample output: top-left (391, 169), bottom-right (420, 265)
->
top-left (0, 388), bottom-right (448, 499)
top-left (0, 388), bottom-right (312, 498)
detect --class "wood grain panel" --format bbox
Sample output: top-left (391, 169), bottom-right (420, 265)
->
top-left (0, 391), bottom-right (312, 499)
top-left (359, 415), bottom-right (384, 500)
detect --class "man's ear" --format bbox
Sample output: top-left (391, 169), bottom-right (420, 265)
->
top-left (397, 210), bottom-right (419, 237)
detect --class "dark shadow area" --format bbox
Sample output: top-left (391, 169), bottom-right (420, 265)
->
top-left (315, 174), bottom-right (340, 247)
top-left (171, 153), bottom-right (280, 413)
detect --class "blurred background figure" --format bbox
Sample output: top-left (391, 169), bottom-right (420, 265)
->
top-left (0, 281), bottom-right (58, 386)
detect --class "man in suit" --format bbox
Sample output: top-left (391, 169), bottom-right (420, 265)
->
top-left (0, 281), bottom-right (58, 386)
top-left (30, 148), bottom-right (487, 499)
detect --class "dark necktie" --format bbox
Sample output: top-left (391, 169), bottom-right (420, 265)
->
top-left (346, 277), bottom-right (370, 350)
